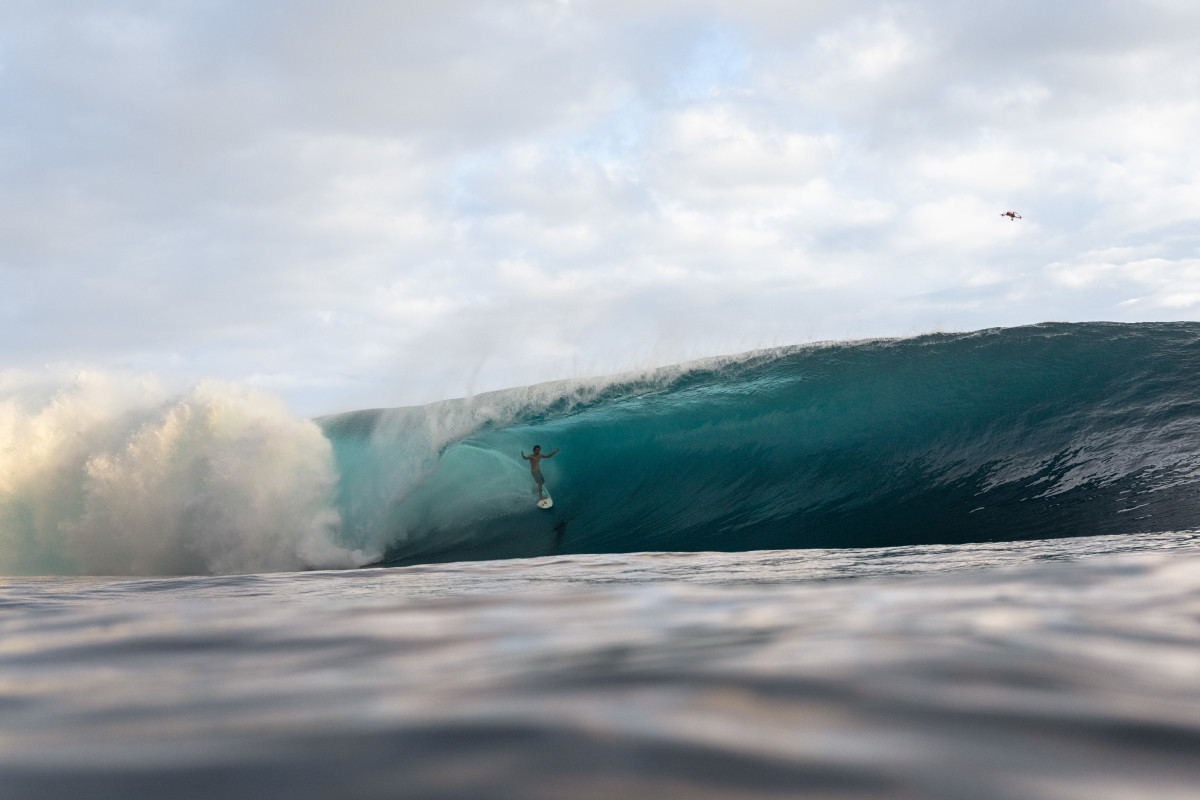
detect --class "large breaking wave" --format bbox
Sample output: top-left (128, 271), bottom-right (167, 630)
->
top-left (5, 322), bottom-right (1200, 575)
top-left (331, 321), bottom-right (1200, 566)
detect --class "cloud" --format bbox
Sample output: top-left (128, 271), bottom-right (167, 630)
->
top-left (2, 0), bottom-right (1200, 414)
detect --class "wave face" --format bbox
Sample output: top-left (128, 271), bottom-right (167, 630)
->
top-left (319, 322), bottom-right (1200, 567)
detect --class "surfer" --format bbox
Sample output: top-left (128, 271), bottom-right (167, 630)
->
top-left (521, 445), bottom-right (559, 500)
top-left (1001, 211), bottom-right (1022, 221)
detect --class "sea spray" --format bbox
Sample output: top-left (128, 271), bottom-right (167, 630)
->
top-left (0, 374), bottom-right (371, 575)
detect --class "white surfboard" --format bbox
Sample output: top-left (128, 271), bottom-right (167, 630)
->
top-left (536, 486), bottom-right (553, 509)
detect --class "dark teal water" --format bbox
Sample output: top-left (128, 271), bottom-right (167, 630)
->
top-left (321, 322), bottom-right (1200, 566)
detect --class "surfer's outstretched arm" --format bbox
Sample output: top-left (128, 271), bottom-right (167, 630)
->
top-left (543, 448), bottom-right (559, 458)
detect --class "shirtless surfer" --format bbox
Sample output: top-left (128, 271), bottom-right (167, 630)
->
top-left (521, 445), bottom-right (559, 500)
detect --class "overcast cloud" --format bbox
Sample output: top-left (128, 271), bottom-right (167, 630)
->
top-left (3, 0), bottom-right (1200, 414)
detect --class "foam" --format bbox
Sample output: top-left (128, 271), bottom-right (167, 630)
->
top-left (0, 373), bottom-right (375, 576)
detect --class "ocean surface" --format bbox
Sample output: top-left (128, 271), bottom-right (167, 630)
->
top-left (3, 322), bottom-right (1200, 797)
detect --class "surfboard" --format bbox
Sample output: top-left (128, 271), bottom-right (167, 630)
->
top-left (537, 486), bottom-right (553, 510)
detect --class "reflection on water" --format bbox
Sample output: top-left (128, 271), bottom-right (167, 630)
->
top-left (2, 531), bottom-right (1200, 799)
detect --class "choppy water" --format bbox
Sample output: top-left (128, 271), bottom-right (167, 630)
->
top-left (3, 530), bottom-right (1199, 799)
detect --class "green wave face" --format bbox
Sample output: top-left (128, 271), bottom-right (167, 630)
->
top-left (321, 322), bottom-right (1200, 567)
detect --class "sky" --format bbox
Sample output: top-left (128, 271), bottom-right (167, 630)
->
top-left (3, 0), bottom-right (1200, 416)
